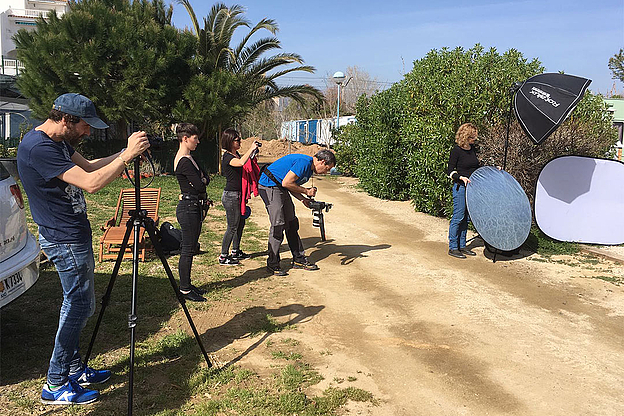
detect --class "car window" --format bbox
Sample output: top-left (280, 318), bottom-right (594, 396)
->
top-left (0, 163), bottom-right (10, 181)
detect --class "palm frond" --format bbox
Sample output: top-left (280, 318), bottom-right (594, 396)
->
top-left (234, 18), bottom-right (278, 57)
top-left (234, 37), bottom-right (281, 73)
top-left (265, 65), bottom-right (316, 82)
top-left (252, 84), bottom-right (324, 107)
top-left (176, 0), bottom-right (200, 36)
top-left (245, 53), bottom-right (306, 78)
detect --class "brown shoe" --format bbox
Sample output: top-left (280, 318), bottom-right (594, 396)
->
top-left (448, 249), bottom-right (466, 259)
top-left (292, 260), bottom-right (319, 270)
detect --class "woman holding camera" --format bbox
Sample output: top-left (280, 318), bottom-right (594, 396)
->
top-left (219, 129), bottom-right (260, 265)
top-left (174, 123), bottom-right (209, 301)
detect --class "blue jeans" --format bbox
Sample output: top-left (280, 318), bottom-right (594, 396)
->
top-left (221, 190), bottom-right (245, 256)
top-left (448, 184), bottom-right (470, 250)
top-left (39, 234), bottom-right (96, 386)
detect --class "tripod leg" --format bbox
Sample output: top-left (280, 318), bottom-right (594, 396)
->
top-left (128, 216), bottom-right (143, 415)
top-left (319, 212), bottom-right (326, 241)
top-left (466, 233), bottom-right (480, 244)
top-left (84, 220), bottom-right (133, 366)
top-left (143, 219), bottom-right (212, 368)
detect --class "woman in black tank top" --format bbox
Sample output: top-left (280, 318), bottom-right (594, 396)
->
top-left (174, 123), bottom-right (209, 301)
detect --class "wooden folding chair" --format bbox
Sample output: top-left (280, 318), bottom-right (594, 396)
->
top-left (99, 188), bottom-right (161, 262)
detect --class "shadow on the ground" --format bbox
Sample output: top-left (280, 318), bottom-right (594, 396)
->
top-left (301, 236), bottom-right (391, 265)
top-left (205, 303), bottom-right (324, 367)
top-left (1, 257), bottom-right (324, 415)
top-left (467, 235), bottom-right (533, 262)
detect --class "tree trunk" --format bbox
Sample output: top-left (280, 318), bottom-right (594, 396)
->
top-left (217, 123), bottom-right (222, 174)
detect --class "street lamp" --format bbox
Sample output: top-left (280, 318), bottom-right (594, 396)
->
top-left (332, 71), bottom-right (346, 129)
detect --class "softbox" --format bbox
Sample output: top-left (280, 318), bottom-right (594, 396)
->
top-left (514, 73), bottom-right (591, 145)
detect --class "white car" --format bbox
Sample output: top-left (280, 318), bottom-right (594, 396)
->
top-left (0, 161), bottom-right (40, 308)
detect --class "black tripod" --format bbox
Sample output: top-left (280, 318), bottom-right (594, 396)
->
top-left (83, 157), bottom-right (211, 415)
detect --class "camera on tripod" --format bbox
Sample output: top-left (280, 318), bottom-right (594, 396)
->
top-left (308, 200), bottom-right (332, 213)
top-left (308, 199), bottom-right (332, 241)
top-left (147, 134), bottom-right (163, 151)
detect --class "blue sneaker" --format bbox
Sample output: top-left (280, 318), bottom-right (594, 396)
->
top-left (68, 366), bottom-right (111, 386)
top-left (41, 380), bottom-right (99, 405)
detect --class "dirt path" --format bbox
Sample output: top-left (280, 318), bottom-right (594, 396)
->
top-left (241, 175), bottom-right (624, 415)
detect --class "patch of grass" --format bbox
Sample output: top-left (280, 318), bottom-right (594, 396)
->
top-left (523, 227), bottom-right (579, 256)
top-left (593, 275), bottom-right (623, 285)
top-left (281, 337), bottom-right (300, 347)
top-left (248, 314), bottom-right (297, 336)
top-left (271, 350), bottom-right (303, 361)
top-left (277, 362), bottom-right (324, 390)
top-left (5, 174), bottom-right (376, 416)
top-left (6, 390), bottom-right (38, 412)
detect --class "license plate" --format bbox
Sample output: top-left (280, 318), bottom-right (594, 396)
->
top-left (0, 271), bottom-right (24, 298)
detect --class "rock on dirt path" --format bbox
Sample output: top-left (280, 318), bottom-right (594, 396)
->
top-left (245, 175), bottom-right (624, 416)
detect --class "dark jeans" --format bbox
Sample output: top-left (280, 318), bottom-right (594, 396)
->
top-left (221, 190), bottom-right (245, 256)
top-left (258, 184), bottom-right (306, 270)
top-left (176, 199), bottom-right (202, 291)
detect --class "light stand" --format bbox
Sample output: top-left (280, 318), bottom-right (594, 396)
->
top-left (83, 157), bottom-right (211, 415)
top-left (332, 71), bottom-right (347, 129)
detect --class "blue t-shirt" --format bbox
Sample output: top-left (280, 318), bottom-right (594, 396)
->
top-left (17, 129), bottom-right (91, 243)
top-left (259, 154), bottom-right (313, 188)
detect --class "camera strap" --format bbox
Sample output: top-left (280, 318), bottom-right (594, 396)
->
top-left (260, 165), bottom-right (284, 189)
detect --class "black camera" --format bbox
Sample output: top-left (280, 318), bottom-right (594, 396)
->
top-left (308, 200), bottom-right (332, 212)
top-left (251, 140), bottom-right (262, 159)
top-left (308, 199), bottom-right (332, 241)
top-left (147, 135), bottom-right (163, 151)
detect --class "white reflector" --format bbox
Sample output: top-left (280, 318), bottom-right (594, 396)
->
top-left (535, 156), bottom-right (624, 245)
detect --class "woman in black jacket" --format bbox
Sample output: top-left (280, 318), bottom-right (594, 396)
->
top-left (446, 123), bottom-right (480, 259)
top-left (174, 123), bottom-right (209, 301)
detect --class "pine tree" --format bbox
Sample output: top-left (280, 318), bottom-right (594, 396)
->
top-left (14, 0), bottom-right (196, 139)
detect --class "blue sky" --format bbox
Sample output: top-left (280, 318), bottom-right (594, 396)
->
top-left (169, 0), bottom-right (624, 95)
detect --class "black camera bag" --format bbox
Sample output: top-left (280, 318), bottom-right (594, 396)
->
top-left (159, 221), bottom-right (182, 255)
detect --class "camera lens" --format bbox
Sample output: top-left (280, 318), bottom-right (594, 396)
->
top-left (312, 211), bottom-right (321, 227)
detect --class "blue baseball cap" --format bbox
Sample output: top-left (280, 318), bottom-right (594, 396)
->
top-left (53, 93), bottom-right (109, 129)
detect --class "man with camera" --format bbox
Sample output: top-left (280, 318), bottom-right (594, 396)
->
top-left (17, 93), bottom-right (149, 405)
top-left (258, 149), bottom-right (336, 276)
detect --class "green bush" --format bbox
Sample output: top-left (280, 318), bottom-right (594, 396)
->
top-left (337, 44), bottom-right (617, 219)
top-left (523, 227), bottom-right (579, 256)
top-left (335, 84), bottom-right (410, 200)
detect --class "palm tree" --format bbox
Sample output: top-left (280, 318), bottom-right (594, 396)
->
top-left (176, 1), bottom-right (323, 108)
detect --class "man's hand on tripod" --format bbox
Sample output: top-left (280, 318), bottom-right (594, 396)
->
top-left (122, 131), bottom-right (150, 162)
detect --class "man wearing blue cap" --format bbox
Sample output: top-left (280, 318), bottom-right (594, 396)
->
top-left (17, 93), bottom-right (150, 405)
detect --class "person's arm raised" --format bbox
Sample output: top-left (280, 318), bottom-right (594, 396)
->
top-left (228, 141), bottom-right (260, 167)
top-left (60, 131), bottom-right (149, 194)
top-left (71, 150), bottom-right (125, 172)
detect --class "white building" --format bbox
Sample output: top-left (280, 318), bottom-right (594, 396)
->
top-left (0, 1), bottom-right (68, 147)
top-left (0, 0), bottom-right (68, 75)
top-left (281, 116), bottom-right (356, 147)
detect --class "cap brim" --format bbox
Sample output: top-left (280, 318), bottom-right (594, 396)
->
top-left (82, 117), bottom-right (109, 129)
